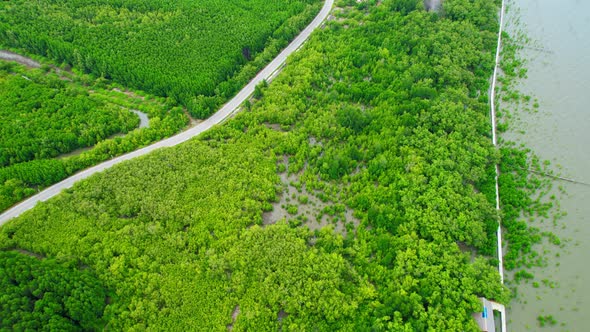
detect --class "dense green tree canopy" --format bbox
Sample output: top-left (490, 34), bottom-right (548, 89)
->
top-left (0, 0), bottom-right (322, 115)
top-left (0, 0), bottom-right (322, 212)
top-left (0, 0), bottom-right (513, 330)
top-left (0, 251), bottom-right (107, 330)
top-left (0, 60), bottom-right (187, 212)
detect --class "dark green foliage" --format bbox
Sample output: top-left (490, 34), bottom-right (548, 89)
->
top-left (498, 147), bottom-right (555, 270)
top-left (514, 269), bottom-right (535, 283)
top-left (537, 315), bottom-right (557, 327)
top-left (0, 0), bottom-right (513, 330)
top-left (0, 251), bottom-right (106, 330)
top-left (0, 0), bottom-right (321, 116)
top-left (336, 105), bottom-right (371, 133)
top-left (0, 159), bottom-right (66, 188)
top-left (443, 0), bottom-right (500, 31)
top-left (389, 0), bottom-right (421, 15)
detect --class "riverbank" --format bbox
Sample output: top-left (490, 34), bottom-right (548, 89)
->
top-left (502, 0), bottom-right (590, 330)
top-left (488, 0), bottom-right (508, 329)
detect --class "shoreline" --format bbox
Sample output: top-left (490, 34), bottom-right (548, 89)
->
top-left (489, 0), bottom-right (508, 330)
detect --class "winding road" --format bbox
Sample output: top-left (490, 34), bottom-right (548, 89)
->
top-left (0, 0), bottom-right (334, 227)
top-left (0, 50), bottom-right (41, 68)
top-left (130, 110), bottom-right (150, 129)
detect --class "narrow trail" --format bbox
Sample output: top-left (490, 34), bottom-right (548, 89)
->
top-left (0, 50), bottom-right (41, 68)
top-left (0, 0), bottom-right (335, 227)
top-left (130, 110), bottom-right (150, 129)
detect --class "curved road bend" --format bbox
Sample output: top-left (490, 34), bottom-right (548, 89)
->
top-left (0, 0), bottom-right (335, 227)
top-left (0, 51), bottom-right (151, 128)
top-left (0, 50), bottom-right (41, 68)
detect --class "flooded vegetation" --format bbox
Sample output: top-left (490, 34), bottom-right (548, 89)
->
top-left (503, 0), bottom-right (590, 329)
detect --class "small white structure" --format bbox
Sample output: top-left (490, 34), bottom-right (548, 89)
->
top-left (473, 297), bottom-right (496, 331)
top-left (473, 297), bottom-right (506, 332)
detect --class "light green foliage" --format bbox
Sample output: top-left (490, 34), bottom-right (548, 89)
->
top-left (298, 195), bottom-right (309, 204)
top-left (498, 146), bottom-right (557, 270)
top-left (0, 135), bottom-right (281, 329)
top-left (494, 19), bottom-right (562, 274)
top-left (0, 61), bottom-right (187, 212)
top-left (0, 61), bottom-right (137, 167)
top-left (0, 0), bottom-right (513, 330)
top-left (0, 0), bottom-right (321, 117)
top-left (0, 0), bottom-right (321, 211)
top-left (286, 204), bottom-right (299, 215)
